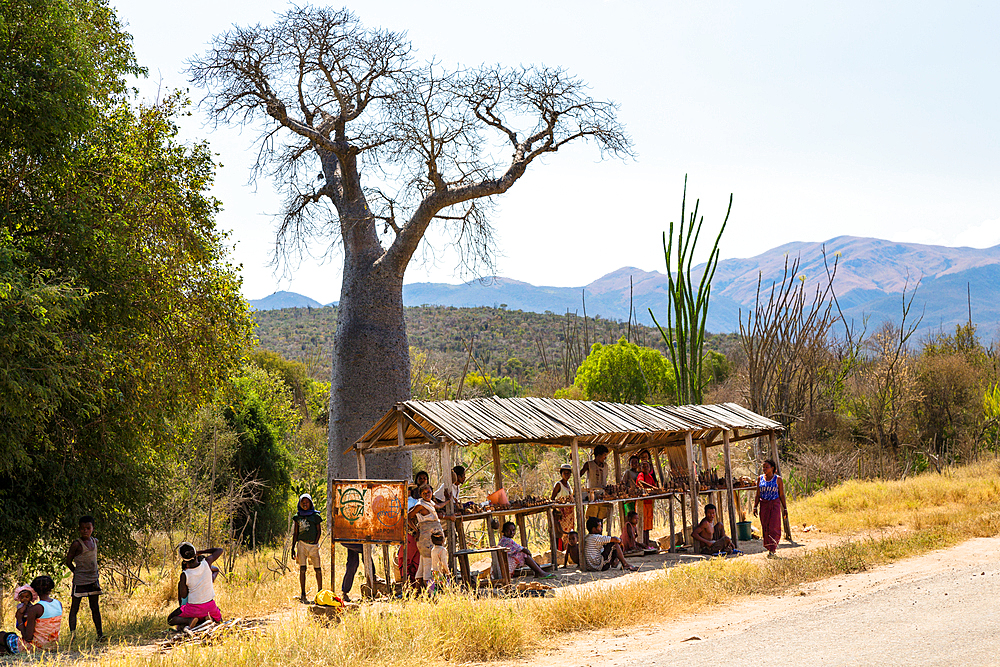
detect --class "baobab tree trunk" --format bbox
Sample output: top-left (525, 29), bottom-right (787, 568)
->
top-left (327, 231), bottom-right (412, 487)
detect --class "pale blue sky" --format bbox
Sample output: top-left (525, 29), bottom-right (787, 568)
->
top-left (112, 0), bottom-right (1000, 303)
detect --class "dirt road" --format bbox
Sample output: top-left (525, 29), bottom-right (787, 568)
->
top-left (509, 536), bottom-right (1000, 667)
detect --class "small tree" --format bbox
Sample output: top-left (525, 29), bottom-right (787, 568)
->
top-left (650, 176), bottom-right (730, 405)
top-left (574, 337), bottom-right (674, 404)
top-left (189, 6), bottom-right (632, 495)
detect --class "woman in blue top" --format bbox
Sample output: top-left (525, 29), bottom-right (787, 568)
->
top-left (753, 459), bottom-right (788, 556)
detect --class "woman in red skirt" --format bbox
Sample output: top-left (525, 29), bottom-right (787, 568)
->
top-left (753, 459), bottom-right (787, 556)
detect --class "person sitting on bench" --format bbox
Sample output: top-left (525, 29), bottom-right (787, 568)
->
top-left (498, 521), bottom-right (554, 578)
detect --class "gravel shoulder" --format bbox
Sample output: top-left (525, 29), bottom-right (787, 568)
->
top-left (503, 535), bottom-right (1000, 667)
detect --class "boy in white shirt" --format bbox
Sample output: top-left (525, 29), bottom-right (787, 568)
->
top-left (429, 531), bottom-right (450, 590)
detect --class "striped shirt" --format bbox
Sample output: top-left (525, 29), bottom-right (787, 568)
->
top-left (585, 533), bottom-right (614, 569)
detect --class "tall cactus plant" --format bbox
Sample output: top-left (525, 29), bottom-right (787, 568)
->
top-left (650, 175), bottom-right (731, 405)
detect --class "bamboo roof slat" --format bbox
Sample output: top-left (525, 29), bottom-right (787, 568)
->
top-left (355, 398), bottom-right (782, 451)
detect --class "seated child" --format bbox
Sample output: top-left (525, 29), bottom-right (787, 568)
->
top-left (584, 517), bottom-right (637, 572)
top-left (498, 521), bottom-right (554, 578)
top-left (693, 504), bottom-right (736, 555)
top-left (562, 531), bottom-right (580, 568)
top-left (430, 531), bottom-right (450, 584)
top-left (620, 511), bottom-right (640, 552)
top-left (13, 585), bottom-right (36, 634)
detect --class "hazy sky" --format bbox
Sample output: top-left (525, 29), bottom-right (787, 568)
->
top-left (111, 0), bottom-right (1000, 303)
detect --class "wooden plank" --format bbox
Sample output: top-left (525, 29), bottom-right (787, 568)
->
top-left (571, 437), bottom-right (587, 571)
top-left (686, 431), bottom-right (699, 542)
top-left (722, 430), bottom-right (738, 549)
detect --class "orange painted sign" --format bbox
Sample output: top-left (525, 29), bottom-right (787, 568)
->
top-left (331, 479), bottom-right (407, 544)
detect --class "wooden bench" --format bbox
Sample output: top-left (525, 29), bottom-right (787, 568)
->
top-left (454, 546), bottom-right (510, 588)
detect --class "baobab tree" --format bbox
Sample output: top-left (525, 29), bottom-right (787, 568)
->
top-left (189, 6), bottom-right (632, 490)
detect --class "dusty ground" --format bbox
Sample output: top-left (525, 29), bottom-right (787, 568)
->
top-left (499, 535), bottom-right (1000, 667)
top-left (472, 524), bottom-right (836, 592)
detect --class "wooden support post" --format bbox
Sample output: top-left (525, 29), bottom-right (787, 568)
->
top-left (685, 431), bottom-right (699, 543)
top-left (491, 440), bottom-right (504, 492)
top-left (456, 516), bottom-right (470, 586)
top-left (571, 437), bottom-right (587, 571)
top-left (680, 488), bottom-right (688, 546)
top-left (770, 431), bottom-right (793, 542)
top-left (442, 441), bottom-right (457, 572)
top-left (668, 494), bottom-right (676, 551)
top-left (330, 541), bottom-right (337, 598)
top-left (382, 544), bottom-right (391, 588)
top-left (547, 507), bottom-right (559, 569)
top-left (397, 410), bottom-right (405, 448)
top-left (722, 430), bottom-right (738, 548)
top-left (362, 544), bottom-right (374, 597)
top-left (516, 515), bottom-right (529, 554)
top-left (613, 448), bottom-right (624, 537)
top-left (487, 517), bottom-right (500, 580)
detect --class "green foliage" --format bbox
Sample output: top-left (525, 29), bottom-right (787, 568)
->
top-left (0, 0), bottom-right (253, 572)
top-left (984, 383), bottom-right (1000, 451)
top-left (225, 365), bottom-right (296, 545)
top-left (573, 337), bottom-right (675, 404)
top-left (0, 0), bottom-right (143, 155)
top-left (463, 371), bottom-right (522, 398)
top-left (650, 176), bottom-right (731, 405)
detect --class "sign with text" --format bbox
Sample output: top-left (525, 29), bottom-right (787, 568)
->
top-left (331, 479), bottom-right (407, 544)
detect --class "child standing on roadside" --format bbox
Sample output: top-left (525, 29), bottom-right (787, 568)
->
top-left (291, 493), bottom-right (323, 603)
top-left (65, 515), bottom-right (104, 641)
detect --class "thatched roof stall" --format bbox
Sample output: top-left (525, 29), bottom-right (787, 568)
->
top-left (354, 398), bottom-right (783, 574)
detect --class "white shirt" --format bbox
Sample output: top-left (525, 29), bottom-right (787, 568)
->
top-left (416, 499), bottom-right (439, 523)
top-left (434, 479), bottom-right (460, 504)
top-left (184, 559), bottom-right (215, 604)
top-left (431, 545), bottom-right (449, 575)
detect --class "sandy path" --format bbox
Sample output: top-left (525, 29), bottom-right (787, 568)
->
top-left (501, 535), bottom-right (1000, 667)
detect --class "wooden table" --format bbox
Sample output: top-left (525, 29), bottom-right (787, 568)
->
top-left (454, 546), bottom-right (511, 587)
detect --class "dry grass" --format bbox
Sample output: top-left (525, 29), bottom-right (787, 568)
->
top-left (17, 460), bottom-right (1000, 666)
top-left (791, 458), bottom-right (1000, 533)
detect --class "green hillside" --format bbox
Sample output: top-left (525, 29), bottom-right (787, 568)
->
top-left (253, 305), bottom-right (740, 388)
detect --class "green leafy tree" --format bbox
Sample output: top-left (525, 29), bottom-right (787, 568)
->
top-left (225, 365), bottom-right (296, 545)
top-left (574, 337), bottom-right (675, 404)
top-left (0, 0), bottom-right (252, 570)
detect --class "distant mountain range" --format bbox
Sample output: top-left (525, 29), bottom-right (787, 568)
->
top-left (249, 236), bottom-right (1000, 335)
